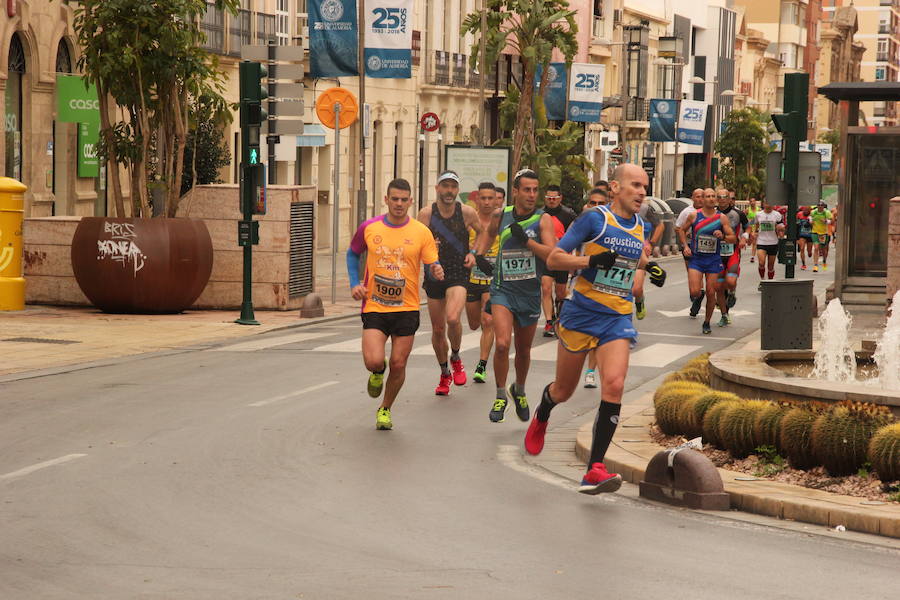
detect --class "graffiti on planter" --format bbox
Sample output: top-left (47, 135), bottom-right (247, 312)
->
top-left (97, 223), bottom-right (146, 276)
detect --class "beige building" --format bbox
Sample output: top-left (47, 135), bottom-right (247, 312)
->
top-left (734, 8), bottom-right (783, 114)
top-left (815, 6), bottom-right (866, 133)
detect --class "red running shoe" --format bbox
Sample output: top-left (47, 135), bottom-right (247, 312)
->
top-left (578, 462), bottom-right (622, 495)
top-left (450, 358), bottom-right (466, 386)
top-left (435, 373), bottom-right (452, 396)
top-left (524, 415), bottom-right (548, 455)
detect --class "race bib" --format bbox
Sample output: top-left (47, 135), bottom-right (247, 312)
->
top-left (372, 274), bottom-right (405, 306)
top-left (696, 234), bottom-right (718, 254)
top-left (470, 256), bottom-right (495, 282)
top-left (500, 249), bottom-right (536, 281)
top-left (592, 255), bottom-right (639, 298)
top-left (760, 222), bottom-right (775, 232)
top-left (720, 242), bottom-right (735, 257)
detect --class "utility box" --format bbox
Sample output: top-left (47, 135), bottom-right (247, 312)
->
top-left (760, 279), bottom-right (814, 350)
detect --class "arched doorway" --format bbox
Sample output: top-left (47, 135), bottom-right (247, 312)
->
top-left (53, 38), bottom-right (74, 215)
top-left (5, 33), bottom-right (25, 181)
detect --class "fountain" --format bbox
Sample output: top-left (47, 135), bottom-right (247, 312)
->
top-left (874, 290), bottom-right (900, 390)
top-left (812, 298), bottom-right (857, 383)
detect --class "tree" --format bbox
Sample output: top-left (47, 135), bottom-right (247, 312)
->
top-left (817, 127), bottom-right (840, 184)
top-left (714, 107), bottom-right (770, 200)
top-left (181, 121), bottom-right (232, 195)
top-left (462, 0), bottom-right (578, 173)
top-left (74, 0), bottom-right (239, 218)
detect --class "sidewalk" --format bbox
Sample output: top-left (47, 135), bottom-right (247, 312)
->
top-left (0, 250), bottom-right (361, 378)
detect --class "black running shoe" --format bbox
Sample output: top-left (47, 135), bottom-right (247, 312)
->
top-left (726, 291), bottom-right (737, 309)
top-left (689, 296), bottom-right (703, 318)
top-left (489, 397), bottom-right (508, 423)
top-left (702, 321), bottom-right (712, 335)
top-left (509, 384), bottom-right (530, 422)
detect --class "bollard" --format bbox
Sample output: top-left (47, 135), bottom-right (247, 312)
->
top-left (639, 448), bottom-right (730, 510)
top-left (0, 177), bottom-right (27, 311)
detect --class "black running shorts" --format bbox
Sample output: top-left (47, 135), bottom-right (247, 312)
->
top-left (361, 311), bottom-right (420, 337)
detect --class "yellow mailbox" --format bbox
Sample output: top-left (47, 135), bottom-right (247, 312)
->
top-left (0, 177), bottom-right (27, 311)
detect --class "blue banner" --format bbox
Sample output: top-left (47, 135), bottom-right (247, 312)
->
top-left (364, 0), bottom-right (413, 78)
top-left (567, 63), bottom-right (605, 123)
top-left (535, 63), bottom-right (567, 121)
top-left (677, 100), bottom-right (708, 146)
top-left (649, 99), bottom-right (677, 142)
top-left (310, 0), bottom-right (359, 78)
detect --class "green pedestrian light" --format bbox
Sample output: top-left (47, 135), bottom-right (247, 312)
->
top-left (249, 148), bottom-right (258, 165)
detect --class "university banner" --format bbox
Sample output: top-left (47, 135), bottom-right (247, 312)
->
top-left (677, 100), bottom-right (708, 146)
top-left (309, 0), bottom-right (359, 78)
top-left (535, 63), bottom-right (567, 121)
top-left (648, 99), bottom-right (677, 142)
top-left (364, 0), bottom-right (412, 78)
top-left (567, 63), bottom-right (604, 123)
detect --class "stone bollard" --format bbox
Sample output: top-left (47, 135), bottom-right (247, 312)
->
top-left (299, 293), bottom-right (325, 318)
top-left (639, 448), bottom-right (730, 510)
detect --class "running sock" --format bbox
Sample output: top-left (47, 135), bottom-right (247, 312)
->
top-left (511, 382), bottom-right (525, 397)
top-left (536, 384), bottom-right (557, 422)
top-left (768, 270), bottom-right (775, 280)
top-left (440, 362), bottom-right (450, 376)
top-left (372, 365), bottom-right (386, 375)
top-left (477, 359), bottom-right (487, 370)
top-left (450, 349), bottom-right (461, 362)
top-left (588, 400), bottom-right (622, 466)
top-left (496, 387), bottom-right (508, 400)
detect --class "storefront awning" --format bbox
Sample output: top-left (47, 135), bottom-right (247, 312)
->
top-left (297, 124), bottom-right (326, 147)
top-left (819, 82), bottom-right (900, 103)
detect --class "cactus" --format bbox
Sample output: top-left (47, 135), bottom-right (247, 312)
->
top-left (868, 423), bottom-right (900, 482)
top-left (662, 366), bottom-right (708, 386)
top-left (680, 390), bottom-right (740, 439)
top-left (654, 385), bottom-right (708, 436)
top-left (702, 399), bottom-right (742, 449)
top-left (683, 353), bottom-right (711, 380)
top-left (753, 402), bottom-right (792, 451)
top-left (811, 402), bottom-right (894, 476)
top-left (780, 407), bottom-right (820, 470)
top-left (718, 400), bottom-right (771, 459)
top-left (653, 380), bottom-right (708, 405)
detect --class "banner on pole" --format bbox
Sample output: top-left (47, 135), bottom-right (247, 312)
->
top-left (567, 63), bottom-right (604, 123)
top-left (815, 143), bottom-right (832, 170)
top-left (535, 63), bottom-right (567, 121)
top-left (677, 100), bottom-right (708, 146)
top-left (56, 75), bottom-right (100, 124)
top-left (364, 0), bottom-right (412, 78)
top-left (649, 99), bottom-right (677, 142)
top-left (309, 0), bottom-right (359, 78)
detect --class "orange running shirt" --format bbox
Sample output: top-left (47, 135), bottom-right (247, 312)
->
top-left (349, 215), bottom-right (439, 313)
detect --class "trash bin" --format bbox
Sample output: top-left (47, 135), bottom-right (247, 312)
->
top-left (760, 279), bottom-right (814, 350)
top-left (665, 198), bottom-right (689, 252)
top-left (0, 177), bottom-right (26, 311)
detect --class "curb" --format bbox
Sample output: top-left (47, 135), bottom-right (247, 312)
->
top-left (574, 392), bottom-right (900, 539)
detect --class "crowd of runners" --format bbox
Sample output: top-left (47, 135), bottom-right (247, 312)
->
top-left (346, 166), bottom-right (833, 495)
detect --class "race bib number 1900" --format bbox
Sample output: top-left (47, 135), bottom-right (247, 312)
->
top-left (500, 249), bottom-right (536, 281)
top-left (592, 256), bottom-right (638, 297)
top-left (372, 274), bottom-right (405, 306)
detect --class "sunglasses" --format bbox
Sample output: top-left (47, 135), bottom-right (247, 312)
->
top-left (586, 200), bottom-right (602, 206)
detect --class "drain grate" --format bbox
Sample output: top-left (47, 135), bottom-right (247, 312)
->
top-left (2, 337), bottom-right (81, 345)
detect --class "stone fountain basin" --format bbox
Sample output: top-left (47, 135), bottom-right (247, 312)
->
top-left (709, 346), bottom-right (900, 418)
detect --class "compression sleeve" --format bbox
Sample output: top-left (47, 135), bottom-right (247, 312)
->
top-left (346, 248), bottom-right (362, 288)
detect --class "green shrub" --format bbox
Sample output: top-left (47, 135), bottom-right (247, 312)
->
top-left (702, 400), bottom-right (743, 448)
top-left (868, 422), bottom-right (900, 482)
top-left (718, 400), bottom-right (771, 459)
top-left (811, 403), bottom-right (894, 476)
top-left (780, 407), bottom-right (820, 470)
top-left (654, 385), bottom-right (708, 436)
top-left (754, 402), bottom-right (791, 451)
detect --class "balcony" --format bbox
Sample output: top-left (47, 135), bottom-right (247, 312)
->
top-left (228, 9), bottom-right (251, 57)
top-left (451, 53), bottom-right (467, 87)
top-left (200, 2), bottom-right (225, 54)
top-left (431, 50), bottom-right (450, 85)
top-left (625, 98), bottom-right (649, 122)
top-left (877, 52), bottom-right (890, 62)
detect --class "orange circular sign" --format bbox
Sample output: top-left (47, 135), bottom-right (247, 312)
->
top-left (315, 87), bottom-right (359, 130)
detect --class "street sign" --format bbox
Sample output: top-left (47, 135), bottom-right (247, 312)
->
top-left (265, 119), bottom-right (305, 136)
top-left (266, 134), bottom-right (281, 144)
top-left (315, 87), bottom-right (358, 130)
top-left (642, 156), bottom-right (656, 177)
top-left (269, 100), bottom-right (305, 117)
top-left (766, 151), bottom-right (821, 207)
top-left (777, 239), bottom-right (797, 265)
top-left (237, 220), bottom-right (260, 246)
top-left (241, 45), bottom-right (305, 62)
top-left (268, 63), bottom-right (305, 80)
top-left (420, 112), bottom-right (440, 132)
top-left (268, 82), bottom-right (304, 99)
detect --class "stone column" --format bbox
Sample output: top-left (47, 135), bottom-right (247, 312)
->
top-left (888, 196), bottom-right (900, 310)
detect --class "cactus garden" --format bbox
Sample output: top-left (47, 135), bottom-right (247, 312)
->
top-left (651, 355), bottom-right (900, 503)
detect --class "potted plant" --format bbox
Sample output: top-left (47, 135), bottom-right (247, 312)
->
top-left (69, 0), bottom-right (238, 313)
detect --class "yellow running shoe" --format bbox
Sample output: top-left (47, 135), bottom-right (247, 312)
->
top-left (376, 407), bottom-right (392, 430)
top-left (367, 361), bottom-right (386, 398)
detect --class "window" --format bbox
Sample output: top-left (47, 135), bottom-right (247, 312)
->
top-left (276, 0), bottom-right (290, 46)
top-left (5, 34), bottom-right (25, 181)
top-left (779, 43), bottom-right (799, 69)
top-left (876, 67), bottom-right (886, 80)
top-left (780, 2), bottom-right (800, 25)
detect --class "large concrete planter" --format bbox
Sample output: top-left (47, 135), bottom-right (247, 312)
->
top-left (70, 217), bottom-right (213, 314)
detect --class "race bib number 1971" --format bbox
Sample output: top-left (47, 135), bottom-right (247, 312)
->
top-left (500, 249), bottom-right (536, 281)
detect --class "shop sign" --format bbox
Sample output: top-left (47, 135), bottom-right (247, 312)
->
top-left (57, 75), bottom-right (100, 124)
top-left (78, 122), bottom-right (100, 178)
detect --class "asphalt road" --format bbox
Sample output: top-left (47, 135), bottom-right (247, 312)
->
top-left (1, 257), bottom-right (897, 599)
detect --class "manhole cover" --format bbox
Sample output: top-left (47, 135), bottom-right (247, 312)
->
top-left (2, 337), bottom-right (80, 345)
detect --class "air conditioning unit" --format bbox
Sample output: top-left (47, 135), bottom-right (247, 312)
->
top-left (613, 9), bottom-right (622, 26)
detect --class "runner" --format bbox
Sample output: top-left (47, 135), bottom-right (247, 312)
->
top-left (347, 178), bottom-right (444, 430)
top-left (746, 197), bottom-right (759, 262)
top-left (715, 189), bottom-right (749, 327)
top-left (810, 200), bottom-right (833, 272)
top-left (676, 189), bottom-right (705, 276)
top-left (472, 169), bottom-right (556, 423)
top-left (465, 182), bottom-right (502, 384)
top-left (495, 186), bottom-right (507, 206)
top-left (522, 164), bottom-right (667, 494)
top-left (632, 197), bottom-right (664, 320)
top-left (417, 171), bottom-right (484, 395)
top-left (797, 206), bottom-right (813, 270)
top-left (677, 188), bottom-right (736, 335)
top-left (582, 188), bottom-right (609, 389)
top-left (541, 184), bottom-right (576, 337)
top-left (754, 198), bottom-right (784, 287)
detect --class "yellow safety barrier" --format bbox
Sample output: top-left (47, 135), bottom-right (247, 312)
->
top-left (0, 177), bottom-right (27, 311)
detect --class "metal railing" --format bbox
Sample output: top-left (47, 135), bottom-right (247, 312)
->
top-left (452, 53), bottom-right (467, 87)
top-left (200, 2), bottom-right (225, 54)
top-left (228, 9), bottom-right (251, 56)
top-left (432, 50), bottom-right (450, 85)
top-left (625, 98), bottom-right (649, 122)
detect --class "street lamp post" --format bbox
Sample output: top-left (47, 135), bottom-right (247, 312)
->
top-left (654, 52), bottom-right (685, 198)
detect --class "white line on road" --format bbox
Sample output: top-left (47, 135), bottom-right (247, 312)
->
top-left (629, 343), bottom-right (701, 368)
top-left (212, 331), bottom-right (335, 352)
top-left (247, 381), bottom-right (340, 407)
top-left (640, 331), bottom-right (736, 342)
top-left (0, 454), bottom-right (87, 482)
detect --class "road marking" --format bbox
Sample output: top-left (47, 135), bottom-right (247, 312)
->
top-left (529, 339), bottom-right (562, 362)
top-left (410, 331), bottom-right (483, 356)
top-left (213, 331), bottom-right (335, 352)
top-left (313, 330), bottom-right (428, 353)
top-left (0, 454), bottom-right (87, 481)
top-left (247, 381), bottom-right (340, 407)
top-left (658, 308), bottom-right (754, 318)
top-left (629, 343), bottom-right (701, 368)
top-left (496, 445), bottom-right (574, 491)
top-left (640, 331), bottom-right (736, 342)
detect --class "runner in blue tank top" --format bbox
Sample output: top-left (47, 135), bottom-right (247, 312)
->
top-left (521, 164), bottom-right (668, 494)
top-left (472, 169), bottom-right (556, 425)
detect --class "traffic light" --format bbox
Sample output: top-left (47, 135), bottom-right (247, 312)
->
top-left (239, 61), bottom-right (269, 215)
